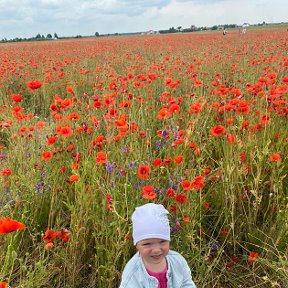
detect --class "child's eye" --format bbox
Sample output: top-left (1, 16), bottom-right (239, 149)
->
top-left (143, 243), bottom-right (151, 246)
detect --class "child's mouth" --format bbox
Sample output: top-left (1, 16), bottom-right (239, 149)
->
top-left (151, 255), bottom-right (162, 259)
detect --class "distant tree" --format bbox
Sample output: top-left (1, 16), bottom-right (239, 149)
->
top-left (95, 32), bottom-right (100, 37)
top-left (46, 34), bottom-right (52, 39)
top-left (35, 33), bottom-right (41, 39)
top-left (54, 33), bottom-right (58, 39)
top-left (190, 25), bottom-right (196, 31)
top-left (169, 27), bottom-right (176, 33)
top-left (211, 25), bottom-right (218, 30)
top-left (177, 26), bottom-right (182, 31)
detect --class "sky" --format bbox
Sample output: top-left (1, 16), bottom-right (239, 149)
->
top-left (0, 0), bottom-right (287, 39)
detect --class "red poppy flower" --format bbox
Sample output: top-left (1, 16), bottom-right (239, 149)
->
top-left (259, 114), bottom-right (270, 124)
top-left (137, 165), bottom-right (151, 180)
top-left (142, 191), bottom-right (157, 200)
top-left (269, 153), bottom-right (281, 162)
top-left (175, 193), bottom-right (187, 204)
top-left (240, 152), bottom-right (247, 163)
top-left (67, 113), bottom-right (80, 121)
top-left (69, 174), bottom-right (79, 182)
top-left (43, 229), bottom-right (57, 243)
top-left (165, 189), bottom-right (176, 197)
top-left (163, 157), bottom-right (172, 165)
top-left (0, 282), bottom-right (7, 288)
top-left (281, 75), bottom-right (288, 83)
top-left (248, 251), bottom-right (259, 263)
top-left (1, 168), bottom-right (12, 177)
top-left (96, 151), bottom-right (107, 165)
top-left (66, 87), bottom-right (74, 94)
top-left (56, 229), bottom-right (70, 243)
top-left (152, 158), bottom-right (162, 166)
top-left (47, 136), bottom-right (57, 145)
top-left (0, 218), bottom-right (26, 234)
top-left (57, 126), bottom-right (73, 138)
top-left (27, 80), bottom-right (42, 90)
top-left (142, 185), bottom-right (155, 195)
top-left (181, 180), bottom-right (192, 191)
top-left (241, 120), bottom-right (250, 129)
top-left (226, 133), bottom-right (235, 144)
top-left (157, 108), bottom-right (171, 120)
top-left (203, 202), bottom-right (210, 209)
top-left (11, 94), bottom-right (22, 103)
top-left (42, 151), bottom-right (53, 161)
top-left (210, 125), bottom-right (226, 137)
top-left (192, 176), bottom-right (205, 190)
top-left (174, 155), bottom-right (183, 164)
top-left (189, 103), bottom-right (202, 114)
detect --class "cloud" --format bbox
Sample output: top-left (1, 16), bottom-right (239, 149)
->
top-left (0, 0), bottom-right (287, 39)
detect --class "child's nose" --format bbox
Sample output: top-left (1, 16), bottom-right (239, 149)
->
top-left (151, 244), bottom-right (161, 252)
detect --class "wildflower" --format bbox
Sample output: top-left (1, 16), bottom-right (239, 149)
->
top-left (45, 242), bottom-right (54, 251)
top-left (46, 136), bottom-right (57, 145)
top-left (137, 165), bottom-right (151, 180)
top-left (181, 180), bottom-right (192, 191)
top-left (42, 151), bottom-right (53, 161)
top-left (142, 191), bottom-right (157, 200)
top-left (248, 251), bottom-right (259, 263)
top-left (56, 229), bottom-right (70, 243)
top-left (210, 125), bottom-right (226, 137)
top-left (225, 262), bottom-right (233, 268)
top-left (66, 87), bottom-right (74, 94)
top-left (157, 108), bottom-right (171, 120)
top-left (67, 113), bottom-right (80, 121)
top-left (226, 133), bottom-right (236, 144)
top-left (259, 114), bottom-right (270, 124)
top-left (175, 193), bottom-right (187, 204)
top-left (1, 168), bottom-right (11, 177)
top-left (152, 158), bottom-right (162, 166)
top-left (189, 103), bottom-right (202, 114)
top-left (165, 189), bottom-right (176, 197)
top-left (0, 282), bottom-right (7, 288)
top-left (210, 242), bottom-right (220, 251)
top-left (203, 202), bottom-right (210, 209)
top-left (164, 157), bottom-right (172, 165)
top-left (174, 155), bottom-right (183, 164)
top-left (269, 153), bottom-right (281, 162)
top-left (27, 80), bottom-right (42, 90)
top-left (142, 185), bottom-right (154, 192)
top-left (240, 152), bottom-right (247, 163)
top-left (0, 218), bottom-right (26, 234)
top-left (192, 176), bottom-right (205, 190)
top-left (69, 174), bottom-right (79, 182)
top-left (43, 230), bottom-right (57, 243)
top-left (96, 151), bottom-right (107, 165)
top-left (182, 217), bottom-right (190, 222)
top-left (232, 256), bottom-right (239, 263)
top-left (281, 75), bottom-right (288, 83)
top-left (11, 94), bottom-right (22, 103)
top-left (241, 120), bottom-right (250, 129)
top-left (60, 166), bottom-right (66, 174)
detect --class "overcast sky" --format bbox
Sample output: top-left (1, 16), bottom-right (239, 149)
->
top-left (0, 0), bottom-right (287, 39)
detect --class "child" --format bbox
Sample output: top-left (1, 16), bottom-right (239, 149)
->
top-left (120, 203), bottom-right (197, 287)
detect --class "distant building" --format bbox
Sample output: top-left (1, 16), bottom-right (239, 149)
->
top-left (142, 30), bottom-right (159, 35)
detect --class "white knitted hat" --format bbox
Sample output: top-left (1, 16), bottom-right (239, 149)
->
top-left (132, 203), bottom-right (170, 245)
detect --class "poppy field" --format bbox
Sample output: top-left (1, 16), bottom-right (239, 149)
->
top-left (0, 27), bottom-right (288, 287)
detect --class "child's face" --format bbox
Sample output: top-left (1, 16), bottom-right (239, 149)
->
top-left (136, 238), bottom-right (170, 269)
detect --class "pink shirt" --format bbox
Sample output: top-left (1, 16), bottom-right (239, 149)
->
top-left (146, 265), bottom-right (168, 288)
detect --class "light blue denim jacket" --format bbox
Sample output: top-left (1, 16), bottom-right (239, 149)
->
top-left (119, 250), bottom-right (197, 288)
